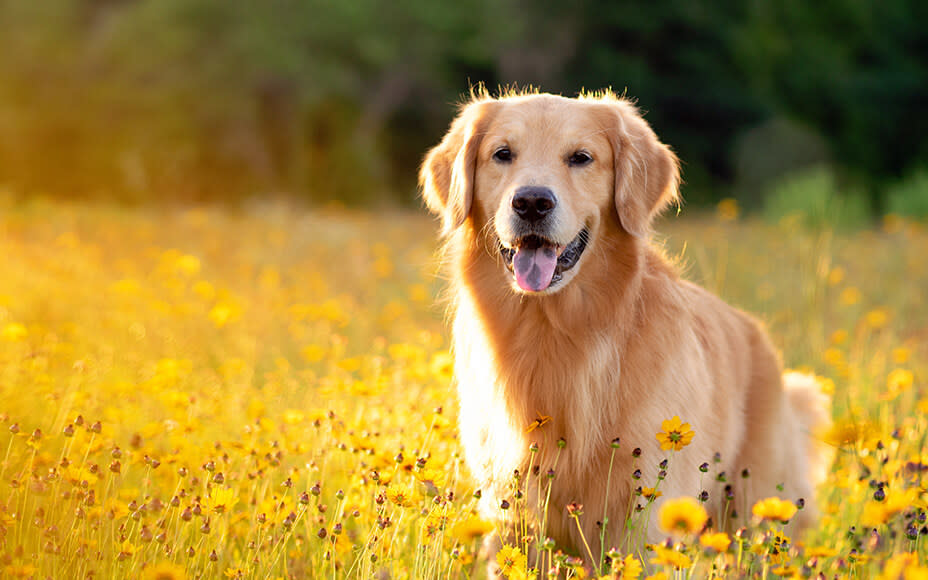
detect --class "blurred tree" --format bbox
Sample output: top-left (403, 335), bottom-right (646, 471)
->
top-left (0, 0), bottom-right (924, 207)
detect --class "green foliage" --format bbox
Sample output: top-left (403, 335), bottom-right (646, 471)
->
top-left (0, 0), bottom-right (925, 205)
top-left (763, 166), bottom-right (870, 230)
top-left (886, 169), bottom-right (928, 219)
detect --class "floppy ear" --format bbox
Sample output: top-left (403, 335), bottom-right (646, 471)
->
top-left (602, 100), bottom-right (680, 238)
top-left (419, 100), bottom-right (496, 235)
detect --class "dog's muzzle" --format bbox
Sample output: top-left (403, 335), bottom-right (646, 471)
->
top-left (499, 227), bottom-right (589, 292)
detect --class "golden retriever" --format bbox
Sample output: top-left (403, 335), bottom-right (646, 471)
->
top-left (419, 89), bottom-right (830, 567)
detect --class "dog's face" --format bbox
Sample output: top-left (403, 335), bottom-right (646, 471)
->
top-left (421, 92), bottom-right (679, 295)
top-left (477, 97), bottom-right (614, 292)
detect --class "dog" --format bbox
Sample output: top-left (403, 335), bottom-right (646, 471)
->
top-left (419, 89), bottom-right (830, 567)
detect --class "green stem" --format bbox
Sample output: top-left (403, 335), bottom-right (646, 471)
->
top-left (598, 446), bottom-right (617, 574)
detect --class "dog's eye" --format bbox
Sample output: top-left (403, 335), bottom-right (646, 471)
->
top-left (493, 147), bottom-right (513, 163)
top-left (568, 151), bottom-right (593, 167)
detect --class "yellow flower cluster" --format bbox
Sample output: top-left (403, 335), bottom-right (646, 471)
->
top-left (0, 200), bottom-right (925, 578)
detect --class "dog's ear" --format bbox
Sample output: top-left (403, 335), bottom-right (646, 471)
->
top-left (419, 100), bottom-right (497, 235)
top-left (600, 99), bottom-right (680, 238)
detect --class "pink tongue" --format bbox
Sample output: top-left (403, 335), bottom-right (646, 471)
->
top-left (513, 245), bottom-right (558, 292)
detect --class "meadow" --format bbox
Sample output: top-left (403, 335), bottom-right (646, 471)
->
top-left (0, 195), bottom-right (926, 579)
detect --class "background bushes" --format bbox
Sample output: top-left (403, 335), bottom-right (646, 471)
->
top-left (0, 0), bottom-right (925, 211)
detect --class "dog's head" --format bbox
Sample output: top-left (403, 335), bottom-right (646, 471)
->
top-left (420, 91), bottom-right (679, 294)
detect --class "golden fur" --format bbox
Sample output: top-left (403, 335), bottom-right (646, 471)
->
top-left (420, 90), bottom-right (830, 564)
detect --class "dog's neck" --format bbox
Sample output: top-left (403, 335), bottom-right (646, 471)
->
top-left (449, 220), bottom-right (652, 464)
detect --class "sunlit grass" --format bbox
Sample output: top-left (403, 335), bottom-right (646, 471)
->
top-left (0, 197), bottom-right (926, 578)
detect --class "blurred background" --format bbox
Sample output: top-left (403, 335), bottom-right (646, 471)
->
top-left (1, 0), bottom-right (926, 217)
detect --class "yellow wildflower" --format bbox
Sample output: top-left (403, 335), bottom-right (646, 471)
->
top-left (658, 496), bottom-right (708, 535)
top-left (751, 497), bottom-right (798, 523)
top-left (301, 344), bottom-right (326, 362)
top-left (806, 546), bottom-right (838, 558)
top-left (699, 531), bottom-right (731, 552)
top-left (888, 368), bottom-right (914, 393)
top-left (421, 504), bottom-right (452, 543)
top-left (415, 466), bottom-right (447, 491)
top-left (649, 546), bottom-right (692, 569)
top-left (385, 483), bottom-right (418, 508)
top-left (204, 487), bottom-right (239, 514)
top-left (640, 487), bottom-right (663, 501)
top-left (526, 412), bottom-right (552, 433)
top-left (866, 308), bottom-right (890, 329)
top-left (824, 419), bottom-right (878, 447)
top-left (117, 539), bottom-right (136, 558)
top-left (1, 322), bottom-right (28, 342)
top-left (655, 416), bottom-right (694, 451)
top-left (827, 266), bottom-right (845, 286)
top-left (839, 287), bottom-right (861, 306)
top-left (141, 561), bottom-right (187, 580)
top-left (892, 347), bottom-right (912, 365)
top-left (861, 488), bottom-right (918, 526)
top-left (879, 552), bottom-right (928, 580)
top-left (2, 564), bottom-right (37, 578)
top-left (772, 564), bottom-right (800, 578)
top-left (615, 554), bottom-right (643, 579)
top-left (496, 545), bottom-right (528, 578)
top-left (429, 351), bottom-right (454, 381)
top-left (451, 515), bottom-right (494, 542)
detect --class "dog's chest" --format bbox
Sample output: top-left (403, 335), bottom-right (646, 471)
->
top-left (452, 296), bottom-right (622, 477)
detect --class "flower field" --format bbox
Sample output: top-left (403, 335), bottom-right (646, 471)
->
top-left (0, 197), bottom-right (926, 579)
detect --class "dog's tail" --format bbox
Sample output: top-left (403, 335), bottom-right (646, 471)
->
top-left (783, 371), bottom-right (834, 487)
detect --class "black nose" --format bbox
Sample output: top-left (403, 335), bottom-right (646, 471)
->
top-left (512, 186), bottom-right (557, 222)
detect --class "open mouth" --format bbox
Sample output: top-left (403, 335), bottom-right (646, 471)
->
top-left (499, 227), bottom-right (590, 292)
